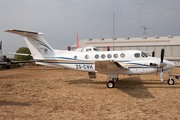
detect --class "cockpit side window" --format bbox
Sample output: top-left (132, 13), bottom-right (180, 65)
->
top-left (141, 52), bottom-right (148, 58)
top-left (86, 49), bottom-right (91, 52)
top-left (134, 53), bottom-right (140, 58)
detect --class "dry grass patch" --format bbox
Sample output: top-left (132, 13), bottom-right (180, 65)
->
top-left (0, 66), bottom-right (180, 119)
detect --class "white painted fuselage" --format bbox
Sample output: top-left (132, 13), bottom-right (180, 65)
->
top-left (35, 50), bottom-right (175, 75)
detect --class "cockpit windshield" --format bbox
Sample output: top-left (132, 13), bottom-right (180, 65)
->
top-left (141, 52), bottom-right (148, 58)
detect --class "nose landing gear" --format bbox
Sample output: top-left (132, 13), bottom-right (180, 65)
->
top-left (168, 74), bottom-right (180, 85)
top-left (167, 78), bottom-right (174, 85)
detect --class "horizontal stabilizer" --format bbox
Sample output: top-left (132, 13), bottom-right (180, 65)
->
top-left (11, 60), bottom-right (34, 64)
top-left (0, 62), bottom-right (6, 65)
top-left (8, 52), bottom-right (32, 56)
top-left (5, 29), bottom-right (43, 36)
top-left (5, 29), bottom-right (55, 59)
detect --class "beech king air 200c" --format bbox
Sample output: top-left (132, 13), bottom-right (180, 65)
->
top-left (5, 29), bottom-right (180, 88)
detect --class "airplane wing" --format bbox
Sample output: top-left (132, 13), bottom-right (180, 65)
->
top-left (0, 62), bottom-right (6, 65)
top-left (11, 60), bottom-right (34, 64)
top-left (95, 60), bottom-right (128, 73)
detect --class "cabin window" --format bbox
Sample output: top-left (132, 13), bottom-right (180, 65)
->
top-left (134, 53), bottom-right (140, 58)
top-left (107, 54), bottom-right (112, 58)
top-left (101, 54), bottom-right (105, 59)
top-left (120, 53), bottom-right (125, 58)
top-left (74, 56), bottom-right (77, 59)
top-left (113, 54), bottom-right (118, 58)
top-left (86, 49), bottom-right (91, 52)
top-left (85, 55), bottom-right (89, 59)
top-left (95, 54), bottom-right (99, 59)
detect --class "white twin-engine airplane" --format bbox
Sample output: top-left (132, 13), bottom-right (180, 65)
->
top-left (5, 29), bottom-right (180, 88)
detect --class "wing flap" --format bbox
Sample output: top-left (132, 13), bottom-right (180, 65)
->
top-left (95, 60), bottom-right (128, 72)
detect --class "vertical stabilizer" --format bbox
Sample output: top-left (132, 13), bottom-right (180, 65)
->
top-left (76, 33), bottom-right (81, 48)
top-left (5, 29), bottom-right (55, 59)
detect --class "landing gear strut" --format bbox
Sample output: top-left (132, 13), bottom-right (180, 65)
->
top-left (106, 75), bottom-right (118, 88)
top-left (112, 78), bottom-right (118, 82)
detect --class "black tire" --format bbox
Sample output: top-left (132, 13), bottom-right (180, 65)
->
top-left (112, 78), bottom-right (118, 82)
top-left (167, 79), bottom-right (174, 85)
top-left (107, 81), bottom-right (115, 88)
top-left (6, 65), bottom-right (10, 69)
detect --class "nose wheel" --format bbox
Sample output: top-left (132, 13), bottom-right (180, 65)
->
top-left (167, 78), bottom-right (174, 85)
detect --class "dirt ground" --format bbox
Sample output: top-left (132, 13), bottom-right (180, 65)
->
top-left (0, 66), bottom-right (180, 120)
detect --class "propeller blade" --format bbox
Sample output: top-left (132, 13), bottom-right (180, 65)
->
top-left (152, 51), bottom-right (155, 57)
top-left (160, 68), bottom-right (163, 82)
top-left (160, 49), bottom-right (164, 63)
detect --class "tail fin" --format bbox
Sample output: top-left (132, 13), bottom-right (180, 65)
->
top-left (76, 33), bottom-right (81, 48)
top-left (5, 29), bottom-right (54, 59)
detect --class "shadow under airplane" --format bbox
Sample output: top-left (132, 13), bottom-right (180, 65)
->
top-left (64, 77), bottom-right (180, 99)
top-left (0, 100), bottom-right (31, 106)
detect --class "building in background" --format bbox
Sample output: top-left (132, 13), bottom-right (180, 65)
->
top-left (71, 35), bottom-right (180, 66)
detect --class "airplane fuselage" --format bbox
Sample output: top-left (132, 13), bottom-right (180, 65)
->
top-left (34, 50), bottom-right (175, 75)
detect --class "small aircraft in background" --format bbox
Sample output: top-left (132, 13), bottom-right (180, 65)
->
top-left (0, 41), bottom-right (33, 69)
top-left (5, 29), bottom-right (179, 88)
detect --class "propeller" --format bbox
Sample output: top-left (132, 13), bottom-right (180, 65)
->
top-left (159, 49), bottom-right (166, 82)
top-left (152, 51), bottom-right (155, 57)
top-left (160, 49), bottom-right (164, 63)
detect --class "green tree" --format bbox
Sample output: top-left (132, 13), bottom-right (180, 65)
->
top-left (14, 47), bottom-right (32, 61)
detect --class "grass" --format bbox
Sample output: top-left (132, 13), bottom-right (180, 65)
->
top-left (0, 66), bottom-right (180, 119)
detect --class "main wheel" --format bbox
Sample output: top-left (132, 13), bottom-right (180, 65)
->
top-left (112, 78), bottom-right (118, 82)
top-left (167, 79), bottom-right (174, 85)
top-left (107, 81), bottom-right (115, 88)
top-left (6, 65), bottom-right (10, 69)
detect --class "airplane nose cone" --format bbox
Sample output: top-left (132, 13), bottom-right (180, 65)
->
top-left (163, 60), bottom-right (176, 70)
top-left (168, 61), bottom-right (176, 68)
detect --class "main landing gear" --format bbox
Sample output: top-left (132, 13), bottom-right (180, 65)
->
top-left (107, 81), bottom-right (115, 88)
top-left (107, 77), bottom-right (118, 88)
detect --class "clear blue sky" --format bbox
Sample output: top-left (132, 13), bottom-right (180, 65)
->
top-left (0, 0), bottom-right (180, 56)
